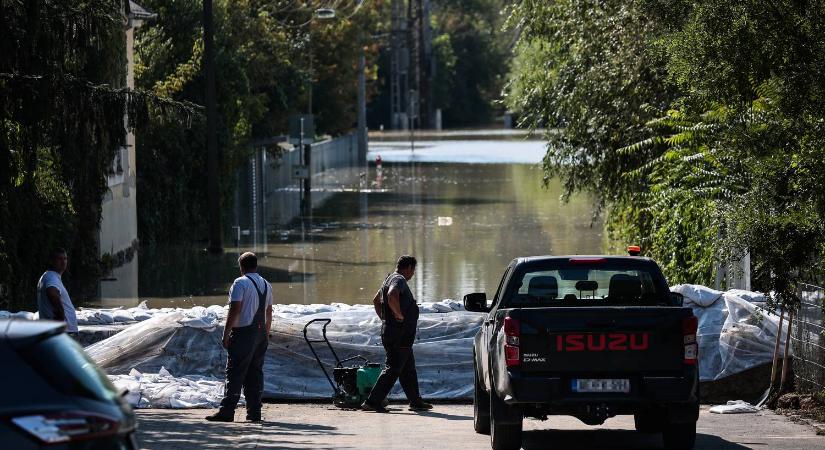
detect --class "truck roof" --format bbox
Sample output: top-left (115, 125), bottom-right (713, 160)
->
top-left (513, 255), bottom-right (656, 264)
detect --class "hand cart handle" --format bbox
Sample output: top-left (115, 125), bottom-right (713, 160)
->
top-left (302, 318), bottom-right (341, 394)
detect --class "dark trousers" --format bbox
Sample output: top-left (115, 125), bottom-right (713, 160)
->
top-left (366, 332), bottom-right (422, 405)
top-left (219, 325), bottom-right (268, 415)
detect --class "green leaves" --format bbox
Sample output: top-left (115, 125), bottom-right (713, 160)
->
top-left (507, 0), bottom-right (825, 300)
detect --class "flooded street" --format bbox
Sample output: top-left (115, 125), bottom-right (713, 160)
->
top-left (97, 137), bottom-right (603, 308)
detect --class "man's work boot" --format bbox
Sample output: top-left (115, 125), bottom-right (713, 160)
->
top-left (409, 400), bottom-right (433, 411)
top-left (246, 412), bottom-right (262, 422)
top-left (361, 400), bottom-right (389, 413)
top-left (205, 410), bottom-right (235, 422)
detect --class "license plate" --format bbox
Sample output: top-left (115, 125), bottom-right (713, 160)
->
top-left (572, 378), bottom-right (630, 393)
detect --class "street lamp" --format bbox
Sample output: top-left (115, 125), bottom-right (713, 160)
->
top-left (306, 5), bottom-right (368, 161)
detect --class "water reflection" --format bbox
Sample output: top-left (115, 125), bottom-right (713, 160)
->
top-left (97, 254), bottom-right (139, 307)
top-left (92, 148), bottom-right (603, 308)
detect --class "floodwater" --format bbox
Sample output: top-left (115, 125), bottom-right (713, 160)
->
top-left (95, 137), bottom-right (603, 308)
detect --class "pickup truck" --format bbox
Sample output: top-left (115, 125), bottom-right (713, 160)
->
top-left (465, 255), bottom-right (698, 450)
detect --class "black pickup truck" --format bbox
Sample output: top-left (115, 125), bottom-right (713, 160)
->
top-left (465, 255), bottom-right (698, 450)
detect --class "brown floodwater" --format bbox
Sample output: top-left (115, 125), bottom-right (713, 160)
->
top-left (94, 142), bottom-right (603, 308)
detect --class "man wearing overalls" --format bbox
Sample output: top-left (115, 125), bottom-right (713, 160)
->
top-left (207, 252), bottom-right (273, 422)
top-left (362, 255), bottom-right (433, 412)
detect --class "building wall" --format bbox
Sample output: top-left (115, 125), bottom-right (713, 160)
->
top-left (98, 24), bottom-right (139, 305)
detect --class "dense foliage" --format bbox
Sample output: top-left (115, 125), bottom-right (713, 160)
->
top-left (430, 0), bottom-right (511, 127)
top-left (135, 0), bottom-right (386, 244)
top-left (507, 0), bottom-right (825, 304)
top-left (368, 0), bottom-right (512, 129)
top-left (0, 1), bottom-right (196, 310)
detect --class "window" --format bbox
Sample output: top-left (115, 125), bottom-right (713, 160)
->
top-left (107, 146), bottom-right (128, 187)
top-left (504, 263), bottom-right (668, 308)
top-left (490, 266), bottom-right (511, 309)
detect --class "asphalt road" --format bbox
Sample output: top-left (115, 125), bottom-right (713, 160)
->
top-left (135, 404), bottom-right (825, 449)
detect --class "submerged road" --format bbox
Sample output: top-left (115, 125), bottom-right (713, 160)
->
top-left (136, 404), bottom-right (825, 449)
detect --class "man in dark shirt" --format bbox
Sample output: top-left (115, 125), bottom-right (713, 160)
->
top-left (362, 255), bottom-right (433, 412)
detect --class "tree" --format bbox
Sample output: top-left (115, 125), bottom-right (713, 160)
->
top-left (505, 0), bottom-right (674, 203)
top-left (0, 1), bottom-right (196, 310)
top-left (135, 0), bottom-right (386, 244)
top-left (368, 0), bottom-right (512, 129)
top-left (635, 0), bottom-right (825, 301)
top-left (506, 0), bottom-right (825, 301)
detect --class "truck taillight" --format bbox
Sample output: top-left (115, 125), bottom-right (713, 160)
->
top-left (682, 316), bottom-right (698, 365)
top-left (504, 317), bottom-right (520, 367)
top-left (12, 412), bottom-right (120, 444)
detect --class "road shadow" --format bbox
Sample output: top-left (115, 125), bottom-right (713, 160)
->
top-left (136, 411), bottom-right (354, 450)
top-left (521, 429), bottom-right (749, 449)
top-left (413, 410), bottom-right (473, 421)
top-left (258, 420), bottom-right (338, 431)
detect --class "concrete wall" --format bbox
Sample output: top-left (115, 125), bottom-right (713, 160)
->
top-left (98, 24), bottom-right (140, 305)
top-left (100, 25), bottom-right (138, 256)
top-left (234, 134), bottom-right (362, 245)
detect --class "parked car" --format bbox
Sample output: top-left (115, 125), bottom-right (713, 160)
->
top-left (466, 254), bottom-right (699, 450)
top-left (0, 319), bottom-right (137, 449)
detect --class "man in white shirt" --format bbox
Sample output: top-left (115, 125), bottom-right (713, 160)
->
top-left (36, 248), bottom-right (78, 333)
top-left (206, 252), bottom-right (273, 423)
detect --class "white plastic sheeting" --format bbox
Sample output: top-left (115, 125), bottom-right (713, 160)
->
top-left (265, 308), bottom-right (483, 399)
top-left (9, 286), bottom-right (792, 403)
top-left (86, 300), bottom-right (483, 401)
top-left (709, 400), bottom-right (760, 414)
top-left (671, 284), bottom-right (789, 381)
top-left (76, 303), bottom-right (225, 326)
top-left (0, 310), bottom-right (36, 320)
top-left (109, 367), bottom-right (240, 409)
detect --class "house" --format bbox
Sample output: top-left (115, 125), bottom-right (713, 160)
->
top-left (97, 1), bottom-right (156, 305)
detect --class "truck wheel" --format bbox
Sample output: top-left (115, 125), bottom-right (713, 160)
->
top-left (489, 388), bottom-right (522, 450)
top-left (473, 363), bottom-right (490, 435)
top-left (634, 412), bottom-right (663, 433)
top-left (662, 421), bottom-right (696, 450)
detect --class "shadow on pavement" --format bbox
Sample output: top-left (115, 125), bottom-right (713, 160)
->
top-left (136, 411), bottom-right (355, 450)
top-left (521, 430), bottom-right (750, 449)
top-left (413, 410), bottom-right (473, 421)
top-left (258, 420), bottom-right (338, 431)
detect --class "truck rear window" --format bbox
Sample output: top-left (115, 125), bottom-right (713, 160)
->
top-left (505, 265), bottom-right (668, 307)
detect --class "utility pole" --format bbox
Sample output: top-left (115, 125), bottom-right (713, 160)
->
top-left (299, 118), bottom-right (312, 225)
top-left (389, 0), bottom-right (407, 130)
top-left (204, 0), bottom-right (222, 253)
top-left (420, 0), bottom-right (433, 128)
top-left (406, 0), bottom-right (430, 129)
top-left (357, 48), bottom-right (368, 164)
top-left (408, 0), bottom-right (420, 130)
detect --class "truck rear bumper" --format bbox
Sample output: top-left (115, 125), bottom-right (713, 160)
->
top-left (496, 368), bottom-right (699, 420)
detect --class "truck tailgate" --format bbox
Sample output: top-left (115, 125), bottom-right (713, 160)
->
top-left (513, 307), bottom-right (691, 374)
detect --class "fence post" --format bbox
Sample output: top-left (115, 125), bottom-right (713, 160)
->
top-left (780, 308), bottom-right (795, 392)
top-left (770, 307), bottom-right (785, 387)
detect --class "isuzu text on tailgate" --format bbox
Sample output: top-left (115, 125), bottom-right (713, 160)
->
top-left (464, 251), bottom-right (699, 450)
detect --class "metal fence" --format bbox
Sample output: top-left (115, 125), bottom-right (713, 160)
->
top-left (234, 134), bottom-right (361, 245)
top-left (792, 282), bottom-right (825, 393)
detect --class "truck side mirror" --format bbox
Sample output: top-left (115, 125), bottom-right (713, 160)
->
top-left (464, 293), bottom-right (488, 312)
top-left (670, 292), bottom-right (684, 307)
